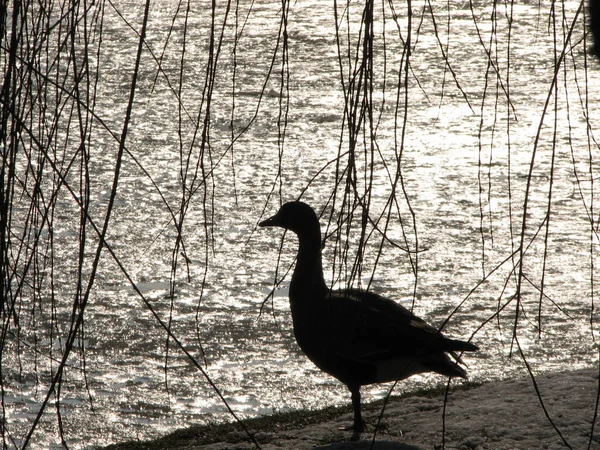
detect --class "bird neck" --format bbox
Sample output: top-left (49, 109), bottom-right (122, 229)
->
top-left (290, 233), bottom-right (327, 300)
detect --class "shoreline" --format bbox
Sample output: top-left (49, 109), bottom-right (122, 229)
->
top-left (102, 368), bottom-right (600, 449)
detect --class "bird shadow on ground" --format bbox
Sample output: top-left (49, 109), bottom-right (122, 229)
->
top-left (315, 440), bottom-right (421, 450)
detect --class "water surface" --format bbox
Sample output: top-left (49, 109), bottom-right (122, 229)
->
top-left (3, 0), bottom-right (599, 447)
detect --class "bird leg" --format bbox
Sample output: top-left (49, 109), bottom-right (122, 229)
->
top-left (350, 385), bottom-right (366, 432)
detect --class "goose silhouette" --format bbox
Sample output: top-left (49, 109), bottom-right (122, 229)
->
top-left (260, 201), bottom-right (478, 432)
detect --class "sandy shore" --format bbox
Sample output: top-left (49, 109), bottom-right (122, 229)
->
top-left (105, 368), bottom-right (600, 450)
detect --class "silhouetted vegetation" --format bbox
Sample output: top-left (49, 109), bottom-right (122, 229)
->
top-left (1, 0), bottom-right (598, 448)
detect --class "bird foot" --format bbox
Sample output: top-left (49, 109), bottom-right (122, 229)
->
top-left (338, 420), bottom-right (367, 433)
top-left (339, 421), bottom-right (395, 435)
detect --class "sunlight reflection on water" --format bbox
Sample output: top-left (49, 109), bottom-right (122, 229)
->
top-left (4, 0), bottom-right (600, 447)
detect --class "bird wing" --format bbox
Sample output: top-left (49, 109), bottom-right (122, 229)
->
top-left (320, 288), bottom-right (454, 363)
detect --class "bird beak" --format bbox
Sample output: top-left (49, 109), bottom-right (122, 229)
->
top-left (259, 214), bottom-right (279, 227)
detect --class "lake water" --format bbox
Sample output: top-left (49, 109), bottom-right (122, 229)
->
top-left (2, 0), bottom-right (599, 447)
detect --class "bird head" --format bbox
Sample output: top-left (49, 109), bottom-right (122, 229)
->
top-left (259, 201), bottom-right (320, 238)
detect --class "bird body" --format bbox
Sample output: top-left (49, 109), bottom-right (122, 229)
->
top-left (292, 288), bottom-right (473, 385)
top-left (260, 201), bottom-right (477, 431)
